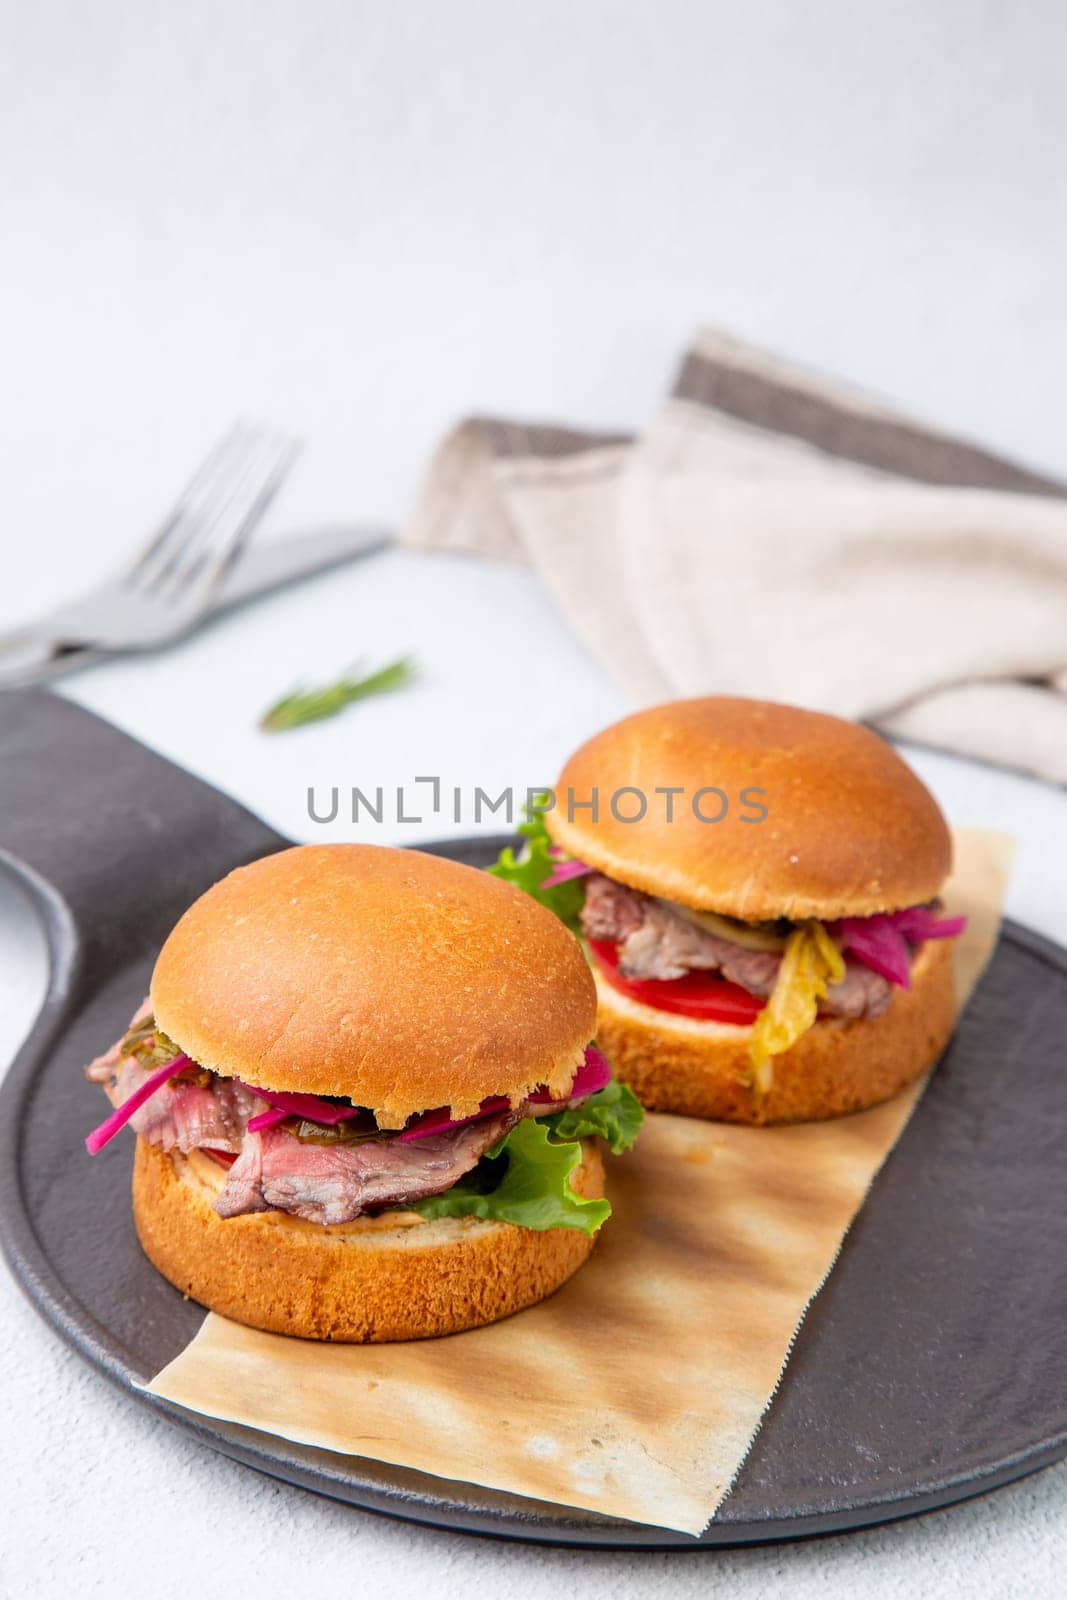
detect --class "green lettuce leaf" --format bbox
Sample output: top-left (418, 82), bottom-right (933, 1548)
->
top-left (539, 1079), bottom-right (644, 1155)
top-left (410, 1117), bottom-right (611, 1235)
top-left (488, 803), bottom-right (585, 932)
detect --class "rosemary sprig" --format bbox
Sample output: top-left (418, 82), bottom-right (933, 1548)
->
top-left (260, 655), bottom-right (418, 732)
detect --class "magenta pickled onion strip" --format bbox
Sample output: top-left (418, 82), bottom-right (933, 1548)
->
top-left (548, 1042), bottom-right (612, 1101)
top-left (235, 1082), bottom-right (364, 1125)
top-left (539, 859), bottom-right (594, 889)
top-left (832, 915), bottom-right (913, 989)
top-left (889, 906), bottom-right (968, 942)
top-left (246, 1107), bottom-right (291, 1133)
top-left (831, 904), bottom-right (967, 988)
top-left (395, 1043), bottom-right (613, 1144)
top-left (85, 1054), bottom-right (190, 1154)
top-left (394, 1095), bottom-right (511, 1144)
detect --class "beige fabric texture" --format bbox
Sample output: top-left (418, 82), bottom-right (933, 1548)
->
top-left (145, 827), bottom-right (1013, 1537)
top-left (403, 329), bottom-right (1067, 782)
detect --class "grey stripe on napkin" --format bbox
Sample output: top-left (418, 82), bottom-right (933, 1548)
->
top-left (673, 335), bottom-right (1067, 498)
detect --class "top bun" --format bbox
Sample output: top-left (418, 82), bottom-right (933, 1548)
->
top-left (547, 698), bottom-right (951, 923)
top-left (152, 844), bottom-right (595, 1127)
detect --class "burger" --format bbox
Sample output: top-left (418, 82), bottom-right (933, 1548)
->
top-left (493, 698), bottom-right (966, 1125)
top-left (84, 844), bottom-right (641, 1341)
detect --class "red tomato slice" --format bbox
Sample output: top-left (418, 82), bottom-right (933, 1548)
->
top-left (203, 1148), bottom-right (238, 1168)
top-left (588, 938), bottom-right (765, 1024)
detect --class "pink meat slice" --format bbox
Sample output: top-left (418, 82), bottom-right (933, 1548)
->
top-left (215, 1113), bottom-right (516, 1225)
top-left (86, 998), bottom-right (261, 1154)
top-left (823, 963), bottom-right (893, 1019)
top-left (581, 874), bottom-right (646, 941)
top-left (580, 874), bottom-right (893, 1018)
top-left (108, 1058), bottom-right (262, 1153)
top-left (617, 901), bottom-right (782, 991)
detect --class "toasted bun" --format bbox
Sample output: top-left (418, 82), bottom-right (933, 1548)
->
top-left (132, 1138), bottom-right (604, 1341)
top-left (151, 844), bottom-right (596, 1126)
top-left (548, 697), bottom-right (951, 921)
top-left (592, 938), bottom-right (956, 1124)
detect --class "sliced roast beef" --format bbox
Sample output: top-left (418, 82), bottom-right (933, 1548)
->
top-left (104, 1057), bottom-right (262, 1153)
top-left (618, 901), bottom-right (782, 992)
top-left (823, 963), bottom-right (892, 1019)
top-left (214, 1112), bottom-right (516, 1225)
top-left (580, 872), bottom-right (897, 1019)
top-left (581, 874), bottom-right (646, 941)
top-left (587, 882), bottom-right (780, 991)
top-left (88, 1002), bottom-right (261, 1154)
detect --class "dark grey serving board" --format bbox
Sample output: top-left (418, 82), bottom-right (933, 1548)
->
top-left (0, 688), bottom-right (1064, 1549)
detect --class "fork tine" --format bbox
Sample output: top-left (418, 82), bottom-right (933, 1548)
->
top-left (1, 421), bottom-right (300, 659)
top-left (126, 422), bottom-right (258, 587)
top-left (194, 434), bottom-right (301, 590)
top-left (152, 431), bottom-right (301, 600)
top-left (133, 423), bottom-right (289, 592)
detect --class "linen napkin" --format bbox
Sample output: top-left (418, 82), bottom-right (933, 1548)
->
top-left (404, 328), bottom-right (1067, 782)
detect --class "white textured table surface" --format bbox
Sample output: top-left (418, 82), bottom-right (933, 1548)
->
top-left (4, 0), bottom-right (1067, 1590)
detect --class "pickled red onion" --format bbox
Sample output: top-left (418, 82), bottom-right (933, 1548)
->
top-left (236, 1083), bottom-right (365, 1125)
top-left (395, 1043), bottom-right (612, 1144)
top-left (832, 904), bottom-right (967, 989)
top-left (889, 906), bottom-right (967, 942)
top-left (830, 915), bottom-right (912, 988)
top-left (540, 859), bottom-right (594, 889)
top-left (85, 1054), bottom-right (191, 1154)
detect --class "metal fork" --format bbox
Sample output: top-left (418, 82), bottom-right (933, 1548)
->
top-left (0, 422), bottom-right (300, 667)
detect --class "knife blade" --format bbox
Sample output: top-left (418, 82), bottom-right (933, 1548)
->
top-left (0, 524), bottom-right (392, 689)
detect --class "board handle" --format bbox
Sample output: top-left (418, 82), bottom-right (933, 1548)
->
top-left (0, 689), bottom-right (284, 970)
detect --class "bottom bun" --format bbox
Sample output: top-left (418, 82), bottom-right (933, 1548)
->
top-left (133, 1136), bottom-right (605, 1342)
top-left (594, 937), bottom-right (957, 1125)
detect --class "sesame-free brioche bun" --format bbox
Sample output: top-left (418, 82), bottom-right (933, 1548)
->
top-left (151, 844), bottom-right (596, 1127)
top-left (133, 1138), bottom-right (604, 1341)
top-left (594, 937), bottom-right (956, 1125)
top-left (548, 697), bottom-right (951, 923)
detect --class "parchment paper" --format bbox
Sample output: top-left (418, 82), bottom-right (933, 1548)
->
top-left (144, 828), bottom-right (1015, 1535)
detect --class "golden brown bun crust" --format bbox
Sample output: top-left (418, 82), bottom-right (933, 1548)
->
top-left (133, 1137), bottom-right (604, 1341)
top-left (151, 844), bottom-right (595, 1126)
top-left (548, 697), bottom-right (951, 921)
top-left (594, 937), bottom-right (956, 1124)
